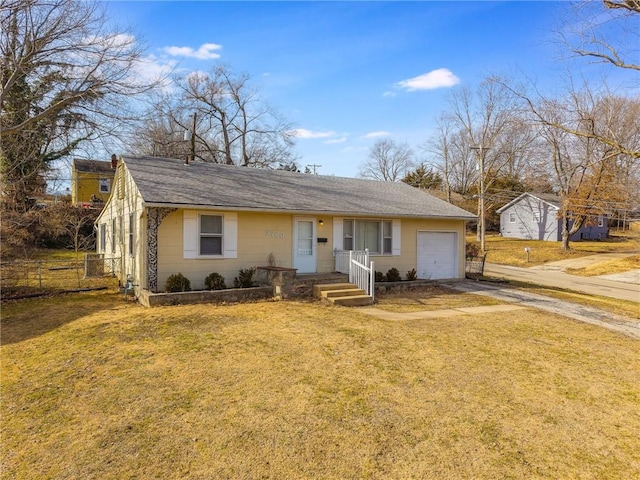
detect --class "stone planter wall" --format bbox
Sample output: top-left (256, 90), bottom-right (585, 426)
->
top-left (139, 286), bottom-right (273, 307)
top-left (375, 279), bottom-right (453, 293)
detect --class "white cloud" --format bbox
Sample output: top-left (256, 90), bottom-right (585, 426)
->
top-left (395, 68), bottom-right (460, 91)
top-left (325, 136), bottom-right (347, 144)
top-left (163, 43), bottom-right (222, 60)
top-left (364, 131), bottom-right (390, 139)
top-left (383, 91), bottom-right (397, 98)
top-left (132, 55), bottom-right (178, 92)
top-left (290, 128), bottom-right (336, 139)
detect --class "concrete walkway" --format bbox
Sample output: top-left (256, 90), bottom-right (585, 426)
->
top-left (484, 263), bottom-right (640, 303)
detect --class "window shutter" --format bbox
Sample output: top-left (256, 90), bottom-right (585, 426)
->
top-left (183, 210), bottom-right (197, 259)
top-left (392, 219), bottom-right (401, 255)
top-left (333, 217), bottom-right (343, 250)
top-left (223, 213), bottom-right (238, 258)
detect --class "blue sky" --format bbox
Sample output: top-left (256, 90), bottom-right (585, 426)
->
top-left (105, 1), bottom-right (629, 178)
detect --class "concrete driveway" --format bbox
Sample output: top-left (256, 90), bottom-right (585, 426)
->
top-left (484, 263), bottom-right (640, 303)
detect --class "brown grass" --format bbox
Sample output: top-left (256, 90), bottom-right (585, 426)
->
top-left (566, 254), bottom-right (640, 277)
top-left (2, 291), bottom-right (640, 479)
top-left (472, 231), bottom-right (640, 267)
top-left (1, 249), bottom-right (118, 297)
top-left (375, 284), bottom-right (503, 312)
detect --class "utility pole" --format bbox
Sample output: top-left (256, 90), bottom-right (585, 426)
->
top-left (471, 145), bottom-right (488, 253)
top-left (306, 164), bottom-right (321, 175)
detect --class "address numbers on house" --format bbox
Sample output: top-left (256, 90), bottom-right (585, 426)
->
top-left (265, 230), bottom-right (285, 239)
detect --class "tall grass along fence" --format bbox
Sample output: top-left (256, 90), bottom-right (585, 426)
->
top-left (1, 254), bottom-right (120, 300)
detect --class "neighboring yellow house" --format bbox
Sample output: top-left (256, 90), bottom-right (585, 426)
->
top-left (71, 157), bottom-right (117, 206)
top-left (95, 156), bottom-right (476, 301)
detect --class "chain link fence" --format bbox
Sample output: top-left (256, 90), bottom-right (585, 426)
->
top-left (1, 254), bottom-right (121, 300)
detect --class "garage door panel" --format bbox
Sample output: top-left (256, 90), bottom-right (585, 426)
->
top-left (417, 232), bottom-right (457, 280)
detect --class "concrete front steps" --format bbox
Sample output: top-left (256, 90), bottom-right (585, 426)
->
top-left (312, 283), bottom-right (373, 306)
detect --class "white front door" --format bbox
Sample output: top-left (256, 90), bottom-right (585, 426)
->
top-left (293, 218), bottom-right (316, 273)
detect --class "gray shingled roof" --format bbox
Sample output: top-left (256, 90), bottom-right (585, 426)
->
top-left (496, 192), bottom-right (561, 213)
top-left (123, 156), bottom-right (476, 219)
top-left (73, 159), bottom-right (115, 174)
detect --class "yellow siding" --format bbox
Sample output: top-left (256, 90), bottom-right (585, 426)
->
top-left (158, 211), bottom-right (296, 290)
top-left (73, 170), bottom-right (115, 204)
top-left (156, 211), bottom-right (467, 291)
top-left (95, 164), bottom-right (145, 289)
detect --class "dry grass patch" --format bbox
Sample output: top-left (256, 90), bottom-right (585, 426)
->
top-left (375, 284), bottom-right (503, 312)
top-left (472, 231), bottom-right (640, 267)
top-left (566, 254), bottom-right (640, 277)
top-left (3, 292), bottom-right (640, 479)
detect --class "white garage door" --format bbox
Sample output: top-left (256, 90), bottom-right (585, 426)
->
top-left (417, 232), bottom-right (458, 280)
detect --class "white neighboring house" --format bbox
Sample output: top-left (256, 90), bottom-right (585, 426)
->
top-left (497, 193), bottom-right (608, 242)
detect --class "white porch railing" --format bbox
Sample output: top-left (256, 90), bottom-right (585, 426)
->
top-left (334, 249), bottom-right (375, 301)
top-left (334, 249), bottom-right (369, 274)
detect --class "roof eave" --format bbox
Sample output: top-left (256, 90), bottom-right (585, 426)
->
top-left (143, 202), bottom-right (476, 220)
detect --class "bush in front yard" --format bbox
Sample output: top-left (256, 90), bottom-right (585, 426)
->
top-left (406, 268), bottom-right (418, 281)
top-left (233, 267), bottom-right (257, 288)
top-left (375, 271), bottom-right (385, 282)
top-left (204, 272), bottom-right (226, 290)
top-left (165, 273), bottom-right (191, 292)
top-left (385, 267), bottom-right (402, 282)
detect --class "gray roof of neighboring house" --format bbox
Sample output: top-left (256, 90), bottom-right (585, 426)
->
top-left (122, 156), bottom-right (476, 219)
top-left (496, 192), bottom-right (561, 213)
top-left (73, 159), bottom-right (115, 174)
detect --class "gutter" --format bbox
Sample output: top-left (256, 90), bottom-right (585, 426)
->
top-left (143, 202), bottom-right (477, 221)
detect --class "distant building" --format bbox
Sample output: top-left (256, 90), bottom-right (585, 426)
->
top-left (497, 193), bottom-right (608, 242)
top-left (71, 156), bottom-right (118, 206)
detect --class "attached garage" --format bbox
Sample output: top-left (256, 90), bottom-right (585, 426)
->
top-left (416, 231), bottom-right (458, 280)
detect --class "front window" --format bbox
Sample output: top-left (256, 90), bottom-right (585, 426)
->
top-left (200, 214), bottom-right (223, 255)
top-left (343, 219), bottom-right (392, 254)
top-left (99, 178), bottom-right (110, 193)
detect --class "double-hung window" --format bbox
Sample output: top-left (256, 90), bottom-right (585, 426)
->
top-left (343, 219), bottom-right (392, 255)
top-left (128, 213), bottom-right (135, 256)
top-left (99, 178), bottom-right (110, 193)
top-left (509, 212), bottom-right (516, 223)
top-left (200, 214), bottom-right (223, 256)
top-left (100, 224), bottom-right (106, 252)
top-left (111, 218), bottom-right (117, 253)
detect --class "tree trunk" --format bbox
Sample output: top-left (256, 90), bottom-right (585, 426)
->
top-left (561, 216), bottom-right (571, 250)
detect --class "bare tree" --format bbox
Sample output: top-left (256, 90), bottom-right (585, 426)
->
top-left (0, 0), bottom-right (155, 213)
top-left (560, 0), bottom-right (639, 72)
top-left (360, 138), bottom-right (414, 181)
top-left (531, 88), bottom-right (640, 249)
top-left (135, 66), bottom-right (297, 168)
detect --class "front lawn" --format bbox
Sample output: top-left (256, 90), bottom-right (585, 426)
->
top-left (2, 291), bottom-right (639, 479)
